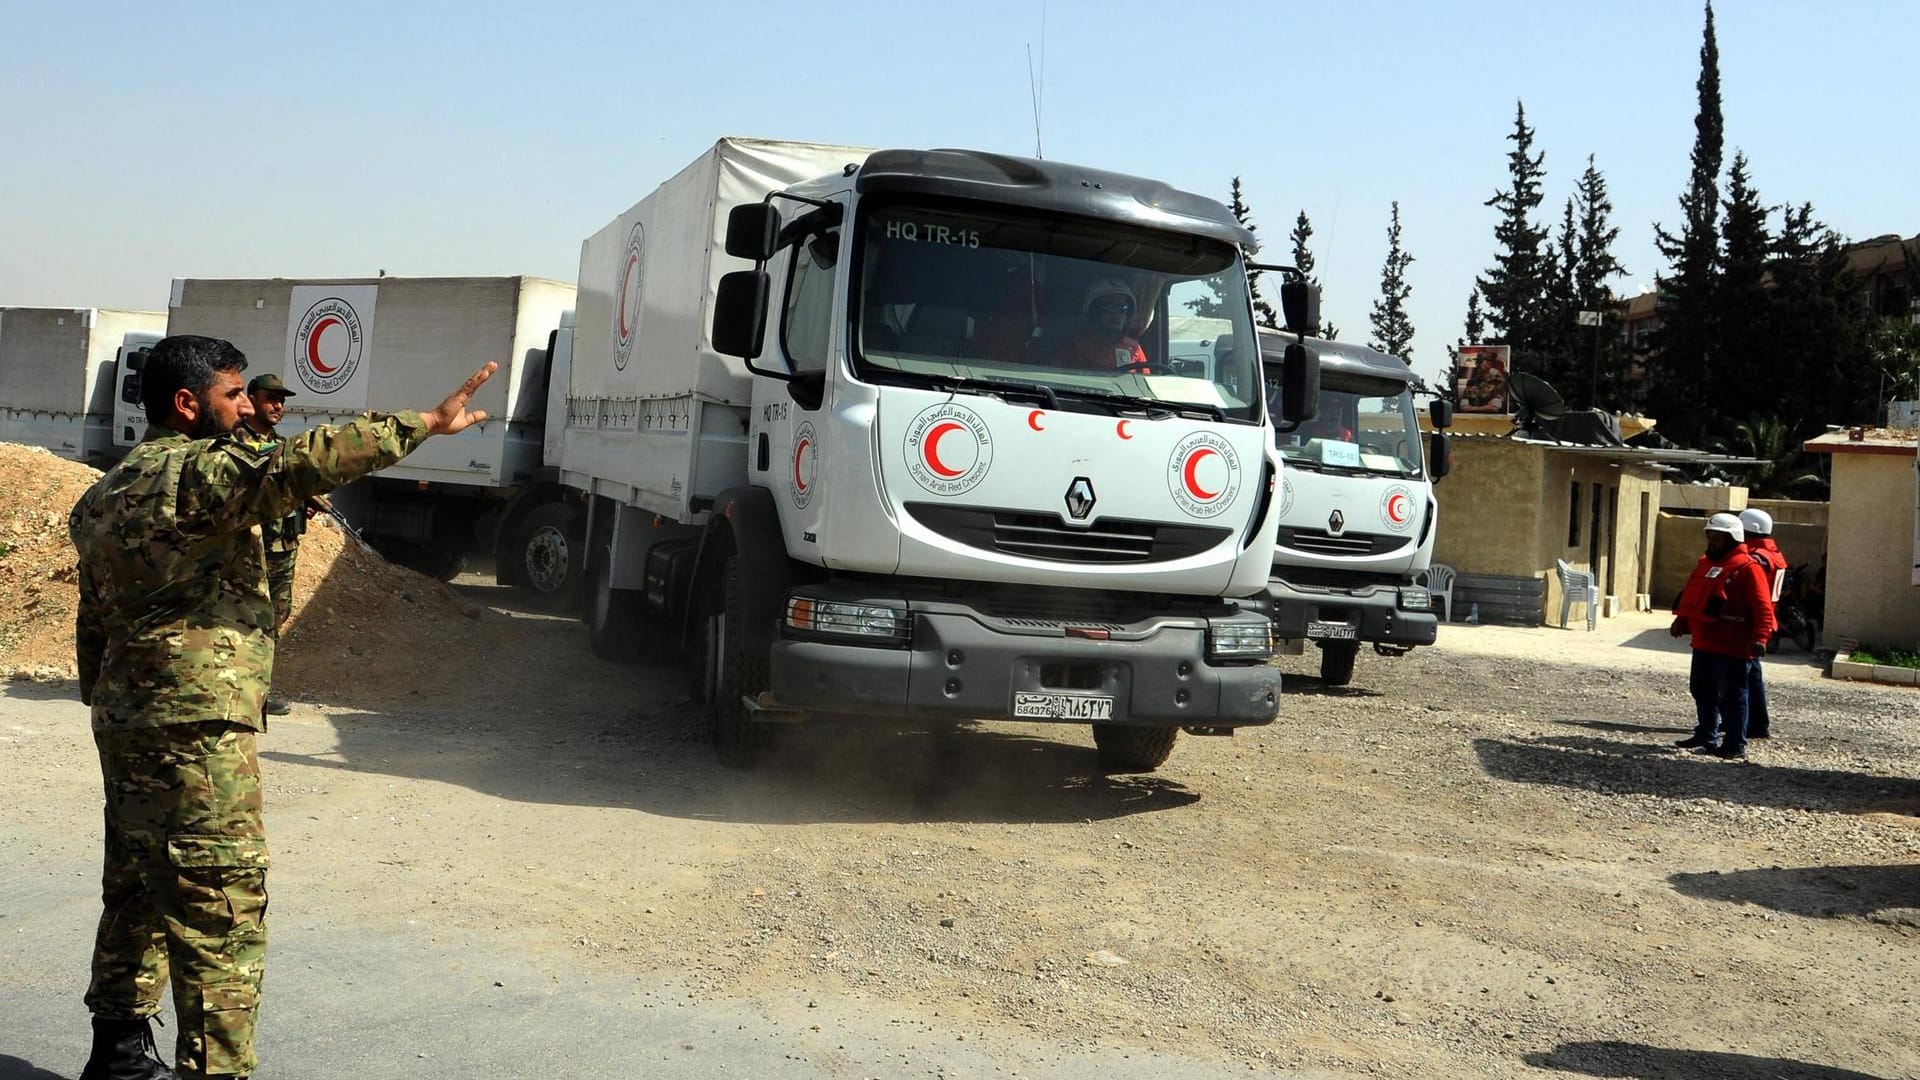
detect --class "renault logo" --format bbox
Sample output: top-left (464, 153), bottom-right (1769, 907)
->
top-left (1065, 477), bottom-right (1096, 521)
top-left (1328, 509), bottom-right (1345, 533)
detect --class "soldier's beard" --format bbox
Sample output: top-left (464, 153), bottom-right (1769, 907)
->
top-left (190, 392), bottom-right (234, 439)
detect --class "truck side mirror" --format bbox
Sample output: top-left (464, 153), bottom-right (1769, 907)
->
top-left (724, 204), bottom-right (781, 262)
top-left (1279, 343), bottom-right (1319, 425)
top-left (1429, 398), bottom-right (1454, 430)
top-left (1428, 431), bottom-right (1453, 480)
top-left (1280, 280), bottom-right (1321, 335)
top-left (711, 270), bottom-right (769, 360)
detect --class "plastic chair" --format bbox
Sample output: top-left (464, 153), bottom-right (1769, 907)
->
top-left (1555, 558), bottom-right (1598, 631)
top-left (1417, 563), bottom-right (1457, 623)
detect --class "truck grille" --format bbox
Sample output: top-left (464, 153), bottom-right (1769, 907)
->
top-left (1275, 526), bottom-right (1410, 558)
top-left (907, 504), bottom-right (1228, 565)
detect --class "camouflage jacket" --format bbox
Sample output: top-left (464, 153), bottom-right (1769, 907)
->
top-left (69, 412), bottom-right (432, 730)
top-left (234, 425), bottom-right (305, 556)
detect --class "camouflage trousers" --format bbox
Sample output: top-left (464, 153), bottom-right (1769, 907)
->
top-left (266, 550), bottom-right (296, 635)
top-left (88, 722), bottom-right (268, 1078)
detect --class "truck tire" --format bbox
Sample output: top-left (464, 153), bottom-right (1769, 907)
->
top-left (513, 503), bottom-right (585, 608)
top-left (1319, 640), bottom-right (1359, 686)
top-left (1091, 725), bottom-right (1179, 772)
top-left (708, 554), bottom-right (767, 768)
top-left (586, 543), bottom-right (646, 663)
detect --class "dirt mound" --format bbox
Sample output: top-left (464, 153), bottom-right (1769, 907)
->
top-left (0, 441), bottom-right (502, 705)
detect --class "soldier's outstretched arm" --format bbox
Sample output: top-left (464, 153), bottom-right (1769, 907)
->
top-left (176, 362), bottom-right (499, 534)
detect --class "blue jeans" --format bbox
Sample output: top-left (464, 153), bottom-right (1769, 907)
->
top-left (1747, 658), bottom-right (1770, 737)
top-left (1689, 650), bottom-right (1749, 750)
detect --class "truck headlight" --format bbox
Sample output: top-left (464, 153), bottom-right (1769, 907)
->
top-left (1398, 587), bottom-right (1431, 611)
top-left (1207, 619), bottom-right (1275, 661)
top-left (784, 597), bottom-right (911, 645)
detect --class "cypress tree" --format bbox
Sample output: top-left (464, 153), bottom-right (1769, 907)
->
top-left (1646, 0), bottom-right (1724, 445)
top-left (1229, 177), bottom-right (1280, 328)
top-left (1716, 151), bottom-right (1772, 423)
top-left (1573, 156), bottom-right (1629, 408)
top-left (1289, 209), bottom-right (1324, 336)
top-left (1476, 100), bottom-right (1553, 377)
top-left (1368, 202), bottom-right (1416, 361)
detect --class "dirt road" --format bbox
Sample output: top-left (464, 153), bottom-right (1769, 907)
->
top-left (4, 586), bottom-right (1915, 1079)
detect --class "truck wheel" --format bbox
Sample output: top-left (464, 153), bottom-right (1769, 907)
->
top-left (586, 544), bottom-right (645, 663)
top-left (513, 503), bottom-right (585, 608)
top-left (1319, 640), bottom-right (1359, 686)
top-left (707, 554), bottom-right (767, 768)
top-left (1091, 725), bottom-right (1179, 772)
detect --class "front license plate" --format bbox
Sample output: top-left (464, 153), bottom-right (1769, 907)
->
top-left (1013, 692), bottom-right (1115, 721)
top-left (1306, 620), bottom-right (1357, 640)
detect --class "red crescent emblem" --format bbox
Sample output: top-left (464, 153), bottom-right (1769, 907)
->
top-left (617, 255), bottom-right (639, 337)
top-left (306, 315), bottom-right (343, 375)
top-left (1027, 410), bottom-right (1045, 432)
top-left (923, 421), bottom-right (967, 478)
top-left (793, 438), bottom-right (811, 492)
top-left (1183, 448), bottom-right (1221, 500)
top-left (1387, 492), bottom-right (1409, 524)
top-left (1115, 420), bottom-right (1133, 440)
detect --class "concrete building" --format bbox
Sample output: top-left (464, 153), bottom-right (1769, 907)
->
top-left (1806, 428), bottom-right (1920, 650)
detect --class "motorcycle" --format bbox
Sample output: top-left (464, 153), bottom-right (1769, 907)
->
top-left (1769, 562), bottom-right (1822, 653)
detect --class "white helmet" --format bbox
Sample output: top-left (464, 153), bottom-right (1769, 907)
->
top-left (1082, 276), bottom-right (1135, 313)
top-left (1706, 512), bottom-right (1745, 543)
top-left (1738, 508), bottom-right (1773, 537)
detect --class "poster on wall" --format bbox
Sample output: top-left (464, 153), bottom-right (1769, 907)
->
top-left (283, 284), bottom-right (379, 412)
top-left (1455, 344), bottom-right (1511, 414)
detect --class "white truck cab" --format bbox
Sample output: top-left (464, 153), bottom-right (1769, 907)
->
top-left (1259, 329), bottom-right (1453, 685)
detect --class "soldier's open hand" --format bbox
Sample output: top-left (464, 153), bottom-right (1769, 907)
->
top-left (426, 362), bottom-right (498, 436)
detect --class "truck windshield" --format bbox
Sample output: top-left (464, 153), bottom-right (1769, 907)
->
top-left (1268, 372), bottom-right (1423, 476)
top-left (852, 200), bottom-right (1262, 422)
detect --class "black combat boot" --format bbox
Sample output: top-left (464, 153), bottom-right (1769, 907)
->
top-left (79, 1016), bottom-right (175, 1080)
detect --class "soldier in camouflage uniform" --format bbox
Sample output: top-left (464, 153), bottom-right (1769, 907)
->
top-left (237, 374), bottom-right (304, 716)
top-left (69, 334), bottom-right (496, 1080)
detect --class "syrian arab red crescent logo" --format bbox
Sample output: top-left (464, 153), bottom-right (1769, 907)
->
top-left (1380, 485), bottom-right (1416, 532)
top-left (612, 222), bottom-right (645, 370)
top-left (292, 297), bottom-right (364, 395)
top-left (791, 421), bottom-right (817, 508)
top-left (905, 402), bottom-right (993, 495)
top-left (1167, 431), bottom-right (1242, 518)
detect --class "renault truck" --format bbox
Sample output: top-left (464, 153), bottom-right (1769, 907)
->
top-left (1259, 329), bottom-right (1452, 685)
top-left (542, 138), bottom-right (1318, 769)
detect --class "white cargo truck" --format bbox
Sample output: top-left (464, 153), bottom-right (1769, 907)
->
top-left (141, 276), bottom-right (575, 576)
top-left (0, 307), bottom-right (164, 463)
top-left (533, 137), bottom-right (1320, 769)
top-left (1258, 329), bottom-right (1454, 685)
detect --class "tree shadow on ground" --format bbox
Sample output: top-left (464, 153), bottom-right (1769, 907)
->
top-left (1670, 863), bottom-right (1920, 924)
top-left (1525, 1040), bottom-right (1892, 1079)
top-left (1474, 734), bottom-right (1920, 816)
top-left (0, 1056), bottom-right (65, 1080)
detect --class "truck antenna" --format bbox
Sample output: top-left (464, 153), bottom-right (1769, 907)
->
top-left (1026, 2), bottom-right (1046, 158)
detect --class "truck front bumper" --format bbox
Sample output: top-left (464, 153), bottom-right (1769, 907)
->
top-left (769, 601), bottom-right (1280, 728)
top-left (1264, 577), bottom-right (1438, 647)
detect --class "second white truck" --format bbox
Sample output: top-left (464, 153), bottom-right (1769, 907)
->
top-left (1259, 329), bottom-right (1452, 685)
top-left (0, 307), bottom-right (164, 463)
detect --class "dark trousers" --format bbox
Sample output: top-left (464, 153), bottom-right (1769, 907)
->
top-left (1689, 650), bottom-right (1750, 751)
top-left (1747, 658), bottom-right (1770, 737)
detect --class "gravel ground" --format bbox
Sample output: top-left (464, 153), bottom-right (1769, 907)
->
top-left (4, 585), bottom-right (1915, 1079)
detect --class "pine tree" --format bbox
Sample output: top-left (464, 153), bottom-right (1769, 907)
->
top-left (1538, 197), bottom-right (1579, 394)
top-left (1368, 202), bottom-right (1416, 361)
top-left (1646, 0), bottom-right (1724, 445)
top-left (1572, 156), bottom-right (1629, 409)
top-left (1715, 151), bottom-right (1772, 423)
top-left (1289, 209), bottom-right (1324, 336)
top-left (1464, 287), bottom-right (1488, 342)
top-left (1476, 100), bottom-right (1553, 377)
top-left (1445, 288), bottom-right (1490, 404)
top-left (1769, 203), bottom-right (1867, 429)
top-left (1229, 177), bottom-right (1280, 328)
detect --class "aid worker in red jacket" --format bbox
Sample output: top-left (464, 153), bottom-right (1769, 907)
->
top-left (1739, 508), bottom-right (1784, 740)
top-left (1669, 513), bottom-right (1776, 759)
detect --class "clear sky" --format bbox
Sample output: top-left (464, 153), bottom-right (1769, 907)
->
top-left (3, 1), bottom-right (1913, 386)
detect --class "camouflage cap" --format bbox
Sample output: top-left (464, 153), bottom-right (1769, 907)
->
top-left (247, 373), bottom-right (295, 398)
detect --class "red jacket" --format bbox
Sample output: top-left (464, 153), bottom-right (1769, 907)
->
top-left (1750, 536), bottom-right (1786, 602)
top-left (1675, 543), bottom-right (1776, 658)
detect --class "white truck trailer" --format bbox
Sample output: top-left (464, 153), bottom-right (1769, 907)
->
top-left (533, 137), bottom-right (1319, 769)
top-left (139, 276), bottom-right (575, 576)
top-left (1258, 329), bottom-right (1454, 685)
top-left (0, 307), bottom-right (164, 463)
